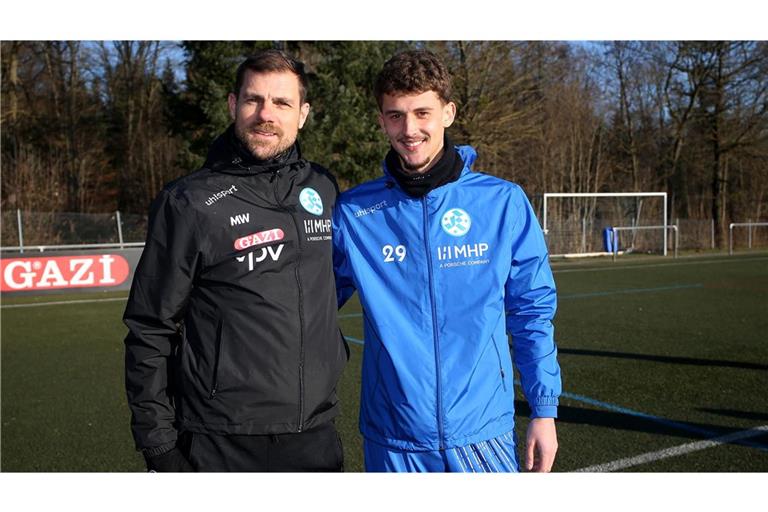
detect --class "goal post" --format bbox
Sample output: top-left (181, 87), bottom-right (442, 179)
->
top-left (611, 225), bottom-right (678, 261)
top-left (729, 222), bottom-right (768, 255)
top-left (542, 192), bottom-right (668, 257)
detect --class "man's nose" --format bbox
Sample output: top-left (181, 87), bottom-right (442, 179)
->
top-left (403, 114), bottom-right (419, 137)
top-left (256, 101), bottom-right (276, 123)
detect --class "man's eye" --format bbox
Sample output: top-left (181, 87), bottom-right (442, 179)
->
top-left (389, 114), bottom-right (401, 120)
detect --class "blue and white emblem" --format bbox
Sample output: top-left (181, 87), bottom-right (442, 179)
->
top-left (441, 208), bottom-right (471, 237)
top-left (299, 188), bottom-right (323, 216)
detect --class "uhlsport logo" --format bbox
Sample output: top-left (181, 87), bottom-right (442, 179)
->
top-left (299, 188), bottom-right (323, 216)
top-left (205, 185), bottom-right (237, 207)
top-left (441, 208), bottom-right (471, 237)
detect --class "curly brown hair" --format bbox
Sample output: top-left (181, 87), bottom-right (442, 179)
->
top-left (373, 50), bottom-right (452, 109)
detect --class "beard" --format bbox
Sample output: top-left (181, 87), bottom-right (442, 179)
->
top-left (402, 156), bottom-right (432, 173)
top-left (396, 135), bottom-right (436, 174)
top-left (235, 121), bottom-right (294, 161)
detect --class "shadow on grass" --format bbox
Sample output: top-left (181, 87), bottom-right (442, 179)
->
top-left (558, 347), bottom-right (768, 371)
top-left (696, 408), bottom-right (768, 422)
top-left (516, 400), bottom-right (768, 450)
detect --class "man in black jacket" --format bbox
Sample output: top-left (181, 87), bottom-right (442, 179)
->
top-left (124, 50), bottom-right (348, 472)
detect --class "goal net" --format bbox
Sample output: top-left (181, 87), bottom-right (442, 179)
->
top-left (542, 193), bottom-right (668, 257)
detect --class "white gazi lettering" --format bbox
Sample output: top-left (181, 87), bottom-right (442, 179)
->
top-left (36, 260), bottom-right (68, 288)
top-left (3, 261), bottom-right (34, 290)
top-left (0, 254), bottom-right (129, 292)
top-left (230, 213), bottom-right (250, 226)
top-left (69, 258), bottom-right (95, 285)
top-left (234, 228), bottom-right (285, 251)
top-left (99, 255), bottom-right (116, 284)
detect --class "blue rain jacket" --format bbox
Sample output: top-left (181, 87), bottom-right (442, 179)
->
top-left (333, 145), bottom-right (561, 451)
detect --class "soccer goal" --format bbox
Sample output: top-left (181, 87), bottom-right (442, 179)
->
top-left (542, 192), bottom-right (669, 257)
top-left (729, 222), bottom-right (768, 255)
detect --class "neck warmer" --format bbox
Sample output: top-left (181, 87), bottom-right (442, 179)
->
top-left (385, 136), bottom-right (464, 197)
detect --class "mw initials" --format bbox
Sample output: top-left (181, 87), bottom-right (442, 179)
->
top-left (230, 213), bottom-right (250, 226)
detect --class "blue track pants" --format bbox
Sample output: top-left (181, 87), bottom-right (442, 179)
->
top-left (364, 431), bottom-right (519, 472)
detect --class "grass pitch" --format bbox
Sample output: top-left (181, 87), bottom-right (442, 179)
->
top-left (2, 252), bottom-right (767, 471)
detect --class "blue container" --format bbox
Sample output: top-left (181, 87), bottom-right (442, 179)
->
top-left (603, 227), bottom-right (615, 252)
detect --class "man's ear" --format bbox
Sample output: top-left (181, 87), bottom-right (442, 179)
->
top-left (378, 112), bottom-right (386, 133)
top-left (442, 101), bottom-right (456, 128)
top-left (298, 102), bottom-right (310, 129)
top-left (227, 93), bottom-right (238, 121)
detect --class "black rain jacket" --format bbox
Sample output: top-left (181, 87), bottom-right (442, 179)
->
top-left (123, 126), bottom-right (347, 454)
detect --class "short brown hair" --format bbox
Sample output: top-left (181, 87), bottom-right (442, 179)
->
top-left (234, 49), bottom-right (309, 103)
top-left (373, 50), bottom-right (452, 109)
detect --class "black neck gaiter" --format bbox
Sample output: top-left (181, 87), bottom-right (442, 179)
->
top-left (385, 136), bottom-right (464, 198)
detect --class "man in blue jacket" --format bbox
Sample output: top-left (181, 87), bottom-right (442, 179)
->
top-left (333, 50), bottom-right (561, 472)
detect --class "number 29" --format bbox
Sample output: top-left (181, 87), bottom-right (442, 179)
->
top-left (382, 244), bottom-right (406, 262)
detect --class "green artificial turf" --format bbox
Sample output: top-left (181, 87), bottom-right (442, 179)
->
top-left (2, 252), bottom-right (767, 471)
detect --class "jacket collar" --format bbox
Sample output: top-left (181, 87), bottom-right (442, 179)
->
top-left (204, 124), bottom-right (305, 176)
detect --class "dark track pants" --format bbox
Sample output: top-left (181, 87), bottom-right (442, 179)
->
top-left (178, 421), bottom-right (344, 472)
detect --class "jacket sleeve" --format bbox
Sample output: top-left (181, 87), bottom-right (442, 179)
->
top-left (332, 203), bottom-right (357, 309)
top-left (504, 186), bottom-right (561, 419)
top-left (123, 189), bottom-right (201, 453)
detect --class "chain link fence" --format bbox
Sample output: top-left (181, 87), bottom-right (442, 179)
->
top-left (1, 210), bottom-right (147, 250)
top-left (1, 210), bottom-right (765, 254)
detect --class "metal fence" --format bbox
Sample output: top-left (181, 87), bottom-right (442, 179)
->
top-left (541, 217), bottom-right (767, 256)
top-left (1, 210), bottom-right (148, 252)
top-left (1, 210), bottom-right (765, 255)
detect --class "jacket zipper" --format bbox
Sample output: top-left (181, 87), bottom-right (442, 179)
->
top-left (209, 318), bottom-right (224, 399)
top-left (274, 169), bottom-right (305, 432)
top-left (491, 334), bottom-right (508, 392)
top-left (293, 212), bottom-right (305, 433)
top-left (422, 196), bottom-right (445, 449)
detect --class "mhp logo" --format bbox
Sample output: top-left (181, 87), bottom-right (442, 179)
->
top-left (441, 208), bottom-right (471, 237)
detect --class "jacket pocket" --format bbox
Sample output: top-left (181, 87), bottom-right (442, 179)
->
top-left (491, 333), bottom-right (508, 392)
top-left (208, 318), bottom-right (224, 399)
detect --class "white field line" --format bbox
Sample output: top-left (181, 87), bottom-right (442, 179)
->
top-left (574, 424), bottom-right (768, 472)
top-left (1, 297), bottom-right (128, 309)
top-left (3, 255), bottom-right (764, 308)
top-left (553, 255), bottom-right (768, 274)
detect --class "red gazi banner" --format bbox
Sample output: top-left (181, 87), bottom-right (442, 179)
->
top-left (1, 254), bottom-right (130, 292)
top-left (234, 228), bottom-right (285, 251)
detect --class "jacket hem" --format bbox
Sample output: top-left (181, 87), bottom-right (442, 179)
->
top-left (361, 414), bottom-right (515, 452)
top-left (179, 404), bottom-right (339, 436)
